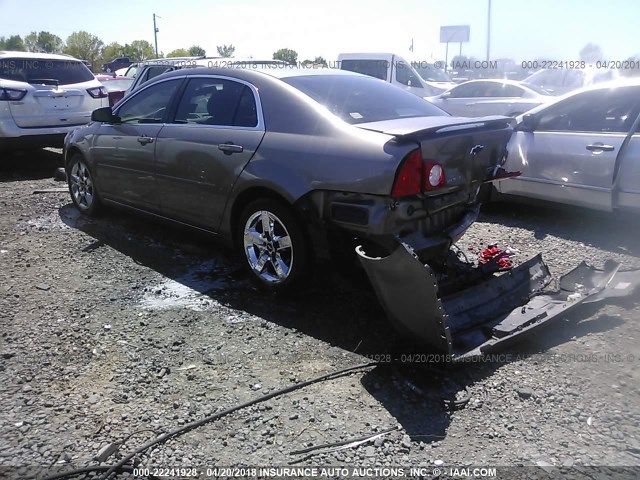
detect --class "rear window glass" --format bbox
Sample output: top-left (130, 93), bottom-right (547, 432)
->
top-left (283, 75), bottom-right (448, 124)
top-left (0, 58), bottom-right (95, 85)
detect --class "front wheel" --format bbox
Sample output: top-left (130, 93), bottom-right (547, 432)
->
top-left (67, 154), bottom-right (101, 216)
top-left (237, 199), bottom-right (310, 293)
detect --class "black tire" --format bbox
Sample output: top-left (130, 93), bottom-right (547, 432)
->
top-left (236, 198), bottom-right (311, 293)
top-left (66, 153), bottom-right (102, 216)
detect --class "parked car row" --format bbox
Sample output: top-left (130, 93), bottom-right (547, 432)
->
top-left (2, 48), bottom-right (637, 217)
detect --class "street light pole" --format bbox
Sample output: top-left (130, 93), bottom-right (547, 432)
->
top-left (486, 0), bottom-right (492, 61)
top-left (153, 13), bottom-right (160, 57)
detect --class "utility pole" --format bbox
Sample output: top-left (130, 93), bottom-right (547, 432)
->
top-left (153, 13), bottom-right (160, 58)
top-left (486, 0), bottom-right (492, 61)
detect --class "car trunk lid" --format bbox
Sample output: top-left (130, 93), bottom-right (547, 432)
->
top-left (358, 116), bottom-right (515, 196)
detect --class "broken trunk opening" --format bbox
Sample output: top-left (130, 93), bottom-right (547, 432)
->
top-left (356, 243), bottom-right (640, 361)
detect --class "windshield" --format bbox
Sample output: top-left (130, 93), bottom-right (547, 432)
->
top-left (0, 58), bottom-right (95, 84)
top-left (283, 74), bottom-right (448, 124)
top-left (413, 64), bottom-right (452, 82)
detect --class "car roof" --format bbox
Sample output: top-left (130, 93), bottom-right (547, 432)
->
top-left (454, 78), bottom-right (527, 87)
top-left (518, 78), bottom-right (640, 118)
top-left (157, 65), bottom-right (362, 81)
top-left (0, 51), bottom-right (84, 61)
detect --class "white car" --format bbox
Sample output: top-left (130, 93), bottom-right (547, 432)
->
top-left (523, 67), bottom-right (619, 96)
top-left (426, 79), bottom-right (551, 117)
top-left (0, 51), bottom-right (108, 152)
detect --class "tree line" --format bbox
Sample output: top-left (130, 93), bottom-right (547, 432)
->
top-left (0, 31), bottom-right (328, 71)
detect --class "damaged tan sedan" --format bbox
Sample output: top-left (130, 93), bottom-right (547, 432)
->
top-left (64, 67), bottom-right (640, 359)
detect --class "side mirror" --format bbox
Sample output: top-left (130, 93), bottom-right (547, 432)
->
top-left (440, 90), bottom-right (452, 99)
top-left (91, 106), bottom-right (119, 123)
top-left (516, 113), bottom-right (536, 132)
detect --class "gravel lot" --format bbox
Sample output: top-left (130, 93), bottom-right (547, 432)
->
top-left (1, 149), bottom-right (639, 479)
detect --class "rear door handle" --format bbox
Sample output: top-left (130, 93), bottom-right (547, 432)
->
top-left (218, 143), bottom-right (243, 154)
top-left (137, 136), bottom-right (154, 145)
top-left (586, 143), bottom-right (615, 152)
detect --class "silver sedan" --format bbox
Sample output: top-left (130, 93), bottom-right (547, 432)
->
top-left (495, 81), bottom-right (640, 212)
top-left (426, 79), bottom-right (551, 117)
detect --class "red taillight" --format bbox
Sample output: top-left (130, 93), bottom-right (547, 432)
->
top-left (424, 161), bottom-right (446, 190)
top-left (87, 86), bottom-right (108, 99)
top-left (392, 149), bottom-right (446, 197)
top-left (0, 87), bottom-right (27, 101)
top-left (391, 149), bottom-right (423, 197)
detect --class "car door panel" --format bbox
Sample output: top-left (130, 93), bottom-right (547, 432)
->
top-left (503, 131), bottom-right (623, 210)
top-left (155, 126), bottom-right (264, 229)
top-left (92, 123), bottom-right (164, 210)
top-left (88, 78), bottom-right (183, 211)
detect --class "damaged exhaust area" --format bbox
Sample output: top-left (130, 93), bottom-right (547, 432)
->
top-left (357, 242), bottom-right (640, 361)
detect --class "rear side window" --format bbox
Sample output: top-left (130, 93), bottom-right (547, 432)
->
top-left (448, 82), bottom-right (486, 98)
top-left (0, 58), bottom-right (95, 85)
top-left (283, 74), bottom-right (447, 124)
top-left (340, 59), bottom-right (388, 81)
top-left (173, 78), bottom-right (258, 127)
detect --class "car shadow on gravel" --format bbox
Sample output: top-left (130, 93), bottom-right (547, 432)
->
top-left (58, 202), bottom-right (639, 444)
top-left (481, 201), bottom-right (640, 257)
top-left (0, 148), bottom-right (63, 182)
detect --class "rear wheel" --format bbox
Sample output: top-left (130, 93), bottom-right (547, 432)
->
top-left (67, 154), bottom-right (101, 216)
top-left (237, 199), bottom-right (310, 293)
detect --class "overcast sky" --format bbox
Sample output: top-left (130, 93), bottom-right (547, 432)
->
top-left (0, 0), bottom-right (637, 62)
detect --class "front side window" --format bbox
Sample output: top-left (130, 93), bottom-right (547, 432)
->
top-left (536, 87), bottom-right (640, 133)
top-left (116, 78), bottom-right (181, 124)
top-left (173, 78), bottom-right (258, 127)
top-left (395, 62), bottom-right (423, 88)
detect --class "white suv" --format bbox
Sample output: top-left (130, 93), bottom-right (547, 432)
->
top-left (0, 51), bottom-right (108, 152)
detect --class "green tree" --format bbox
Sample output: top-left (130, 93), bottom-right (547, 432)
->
top-left (188, 45), bottom-right (206, 56)
top-left (123, 40), bottom-right (155, 62)
top-left (64, 31), bottom-right (104, 69)
top-left (0, 35), bottom-right (26, 51)
top-left (273, 48), bottom-right (297, 65)
top-left (313, 56), bottom-right (327, 66)
top-left (24, 31), bottom-right (64, 53)
top-left (167, 48), bottom-right (190, 58)
top-left (216, 44), bottom-right (235, 57)
top-left (100, 42), bottom-right (124, 67)
top-left (579, 43), bottom-right (605, 63)
top-left (620, 55), bottom-right (640, 77)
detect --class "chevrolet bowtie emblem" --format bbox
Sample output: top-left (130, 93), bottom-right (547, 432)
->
top-left (470, 144), bottom-right (484, 155)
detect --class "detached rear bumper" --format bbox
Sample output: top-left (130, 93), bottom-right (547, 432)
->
top-left (357, 242), bottom-right (640, 360)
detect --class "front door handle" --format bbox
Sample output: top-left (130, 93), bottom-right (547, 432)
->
top-left (586, 143), bottom-right (615, 152)
top-left (218, 143), bottom-right (243, 154)
top-left (137, 136), bottom-right (154, 145)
